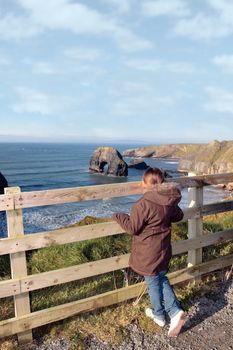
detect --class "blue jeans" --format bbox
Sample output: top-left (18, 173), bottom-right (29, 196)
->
top-left (144, 271), bottom-right (182, 321)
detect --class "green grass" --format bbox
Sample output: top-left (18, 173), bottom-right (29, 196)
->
top-left (0, 212), bottom-right (233, 349)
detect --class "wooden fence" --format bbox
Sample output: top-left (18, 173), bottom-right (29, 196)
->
top-left (0, 173), bottom-right (233, 344)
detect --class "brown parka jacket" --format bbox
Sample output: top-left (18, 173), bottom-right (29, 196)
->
top-left (112, 182), bottom-right (184, 276)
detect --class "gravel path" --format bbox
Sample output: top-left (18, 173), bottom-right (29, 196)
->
top-left (32, 279), bottom-right (233, 350)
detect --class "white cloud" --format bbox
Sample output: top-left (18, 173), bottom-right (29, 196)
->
top-left (125, 59), bottom-right (162, 71)
top-left (0, 126), bottom-right (55, 138)
top-left (141, 0), bottom-right (233, 41)
top-left (32, 62), bottom-right (58, 75)
top-left (142, 0), bottom-right (190, 18)
top-left (19, 0), bottom-right (113, 35)
top-left (64, 47), bottom-right (104, 61)
top-left (114, 29), bottom-right (153, 52)
top-left (0, 13), bottom-right (42, 40)
top-left (12, 86), bottom-right (75, 115)
top-left (13, 87), bottom-right (56, 115)
top-left (0, 54), bottom-right (10, 65)
top-left (24, 53), bottom-right (106, 76)
top-left (208, 0), bottom-right (233, 22)
top-left (108, 79), bottom-right (193, 119)
top-left (0, 0), bottom-right (151, 51)
top-left (173, 0), bottom-right (233, 40)
top-left (173, 14), bottom-right (230, 40)
top-left (91, 127), bottom-right (119, 139)
top-left (110, 81), bottom-right (154, 96)
top-left (110, 91), bottom-right (175, 117)
top-left (166, 62), bottom-right (194, 74)
top-left (205, 86), bottom-right (233, 114)
top-left (100, 0), bottom-right (131, 14)
top-left (87, 126), bottom-right (150, 142)
top-left (125, 58), bottom-right (195, 74)
top-left (213, 55), bottom-right (233, 73)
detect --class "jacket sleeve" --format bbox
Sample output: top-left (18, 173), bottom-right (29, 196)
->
top-left (112, 202), bottom-right (145, 235)
top-left (171, 205), bottom-right (184, 223)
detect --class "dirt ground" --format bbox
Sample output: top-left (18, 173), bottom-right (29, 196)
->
top-left (23, 277), bottom-right (233, 350)
top-left (84, 278), bottom-right (233, 350)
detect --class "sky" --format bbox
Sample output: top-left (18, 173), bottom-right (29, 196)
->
top-left (0, 0), bottom-right (233, 144)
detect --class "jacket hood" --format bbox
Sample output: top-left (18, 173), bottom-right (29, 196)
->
top-left (143, 182), bottom-right (182, 206)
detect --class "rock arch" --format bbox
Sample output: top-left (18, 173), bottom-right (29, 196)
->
top-left (89, 147), bottom-right (128, 176)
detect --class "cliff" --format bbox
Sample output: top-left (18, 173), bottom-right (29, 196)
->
top-left (123, 146), bottom-right (157, 158)
top-left (123, 140), bottom-right (233, 175)
top-left (178, 140), bottom-right (233, 174)
top-left (123, 144), bottom-right (204, 159)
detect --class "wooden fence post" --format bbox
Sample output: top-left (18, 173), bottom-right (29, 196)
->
top-left (187, 173), bottom-right (203, 268)
top-left (5, 187), bottom-right (33, 344)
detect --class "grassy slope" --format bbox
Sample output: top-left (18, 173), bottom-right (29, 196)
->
top-left (0, 213), bottom-right (233, 349)
top-left (124, 144), bottom-right (203, 158)
top-left (166, 141), bottom-right (233, 164)
top-left (124, 140), bottom-right (233, 165)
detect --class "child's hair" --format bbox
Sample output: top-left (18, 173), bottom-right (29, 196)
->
top-left (143, 167), bottom-right (164, 186)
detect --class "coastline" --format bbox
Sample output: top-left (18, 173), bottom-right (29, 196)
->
top-left (0, 143), bottom-right (231, 238)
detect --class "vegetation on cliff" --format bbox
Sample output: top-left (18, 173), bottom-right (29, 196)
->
top-left (123, 140), bottom-right (233, 175)
top-left (123, 143), bottom-right (205, 159)
top-left (178, 140), bottom-right (233, 174)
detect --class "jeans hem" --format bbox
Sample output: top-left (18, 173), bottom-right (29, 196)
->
top-left (169, 307), bottom-right (183, 319)
top-left (148, 308), bottom-right (165, 321)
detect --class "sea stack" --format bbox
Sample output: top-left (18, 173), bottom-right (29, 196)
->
top-left (89, 147), bottom-right (128, 176)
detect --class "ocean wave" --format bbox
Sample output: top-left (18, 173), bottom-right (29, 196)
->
top-left (0, 186), bottom-right (228, 239)
top-left (22, 201), bottom-right (130, 234)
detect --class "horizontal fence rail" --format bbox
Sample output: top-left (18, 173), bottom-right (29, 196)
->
top-left (0, 172), bottom-right (233, 344)
top-left (0, 254), bottom-right (232, 338)
top-left (0, 229), bottom-right (233, 299)
top-left (1, 201), bottom-right (233, 256)
top-left (0, 172), bottom-right (233, 212)
top-left (0, 193), bottom-right (14, 211)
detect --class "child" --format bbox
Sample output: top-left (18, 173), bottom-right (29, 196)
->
top-left (112, 167), bottom-right (185, 337)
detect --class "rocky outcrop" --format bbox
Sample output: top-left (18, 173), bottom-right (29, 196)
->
top-left (123, 147), bottom-right (156, 158)
top-left (178, 140), bottom-right (233, 174)
top-left (123, 140), bottom-right (233, 175)
top-left (123, 144), bottom-right (203, 159)
top-left (152, 144), bottom-right (204, 159)
top-left (128, 160), bottom-right (149, 170)
top-left (0, 172), bottom-right (8, 194)
top-left (89, 147), bottom-right (128, 176)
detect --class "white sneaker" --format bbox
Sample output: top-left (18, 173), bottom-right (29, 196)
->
top-left (168, 310), bottom-right (186, 337)
top-left (145, 307), bottom-right (166, 327)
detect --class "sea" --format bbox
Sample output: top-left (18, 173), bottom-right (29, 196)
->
top-left (0, 143), bottom-right (229, 238)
